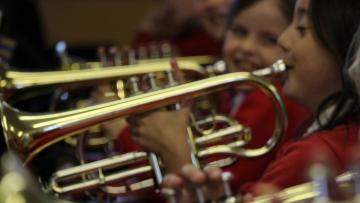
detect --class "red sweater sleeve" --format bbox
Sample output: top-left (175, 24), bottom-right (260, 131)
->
top-left (240, 124), bottom-right (360, 196)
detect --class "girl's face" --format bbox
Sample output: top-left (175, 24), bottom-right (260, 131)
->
top-left (349, 47), bottom-right (360, 95)
top-left (223, 0), bottom-right (288, 72)
top-left (278, 0), bottom-right (341, 112)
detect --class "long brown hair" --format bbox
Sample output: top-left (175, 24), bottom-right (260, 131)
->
top-left (310, 0), bottom-right (360, 130)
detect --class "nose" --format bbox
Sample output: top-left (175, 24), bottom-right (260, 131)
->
top-left (278, 26), bottom-right (292, 53)
top-left (240, 35), bottom-right (258, 54)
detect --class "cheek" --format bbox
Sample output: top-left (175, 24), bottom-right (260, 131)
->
top-left (283, 72), bottom-right (299, 96)
top-left (285, 62), bottom-right (341, 110)
top-left (222, 43), bottom-right (232, 59)
top-left (283, 70), bottom-right (309, 107)
top-left (222, 37), bottom-right (238, 58)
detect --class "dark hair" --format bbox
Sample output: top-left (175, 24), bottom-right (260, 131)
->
top-left (310, 0), bottom-right (360, 130)
top-left (226, 0), bottom-right (296, 28)
top-left (347, 25), bottom-right (360, 74)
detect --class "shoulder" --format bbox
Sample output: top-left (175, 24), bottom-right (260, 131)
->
top-left (277, 123), bottom-right (360, 169)
top-left (305, 123), bottom-right (360, 145)
top-left (283, 124), bottom-right (359, 152)
top-left (241, 123), bottom-right (360, 193)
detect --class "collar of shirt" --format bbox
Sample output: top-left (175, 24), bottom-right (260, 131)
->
top-left (304, 105), bottom-right (336, 137)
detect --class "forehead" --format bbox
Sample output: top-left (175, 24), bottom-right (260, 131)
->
top-left (232, 0), bottom-right (288, 27)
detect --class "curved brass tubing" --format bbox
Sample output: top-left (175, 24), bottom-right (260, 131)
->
top-left (0, 60), bottom-right (207, 92)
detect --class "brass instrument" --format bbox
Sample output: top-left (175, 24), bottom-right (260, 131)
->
top-left (0, 60), bottom-right (287, 197)
top-left (0, 56), bottom-right (216, 156)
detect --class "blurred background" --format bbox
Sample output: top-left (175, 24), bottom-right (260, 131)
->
top-left (39, 0), bottom-right (163, 48)
top-left (0, 0), bottom-right (164, 68)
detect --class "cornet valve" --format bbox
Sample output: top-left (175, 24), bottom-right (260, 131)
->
top-left (160, 43), bottom-right (172, 58)
top-left (128, 49), bottom-right (136, 65)
top-left (128, 77), bottom-right (142, 96)
top-left (165, 69), bottom-right (178, 87)
top-left (147, 73), bottom-right (160, 91)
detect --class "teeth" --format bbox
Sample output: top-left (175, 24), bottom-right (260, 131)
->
top-left (234, 62), bottom-right (253, 71)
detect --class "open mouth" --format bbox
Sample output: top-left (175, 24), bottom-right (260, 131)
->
top-left (282, 58), bottom-right (294, 71)
top-left (233, 60), bottom-right (261, 71)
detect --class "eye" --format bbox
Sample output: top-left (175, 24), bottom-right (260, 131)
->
top-left (260, 33), bottom-right (278, 46)
top-left (230, 25), bottom-right (248, 37)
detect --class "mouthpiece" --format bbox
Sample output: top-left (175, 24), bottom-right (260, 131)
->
top-left (252, 59), bottom-right (287, 77)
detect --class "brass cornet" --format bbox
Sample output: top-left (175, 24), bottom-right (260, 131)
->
top-left (0, 59), bottom-right (287, 198)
